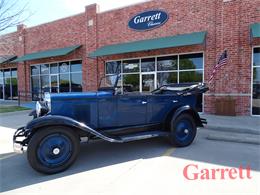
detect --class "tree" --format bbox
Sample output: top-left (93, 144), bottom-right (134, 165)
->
top-left (0, 0), bottom-right (30, 33)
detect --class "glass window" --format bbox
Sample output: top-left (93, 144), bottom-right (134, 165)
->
top-left (4, 69), bottom-right (11, 78)
top-left (71, 60), bottom-right (82, 72)
top-left (123, 74), bottom-right (140, 92)
top-left (41, 75), bottom-right (50, 93)
top-left (11, 69), bottom-right (17, 77)
top-left (0, 70), bottom-right (3, 78)
top-left (59, 62), bottom-right (70, 73)
top-left (11, 78), bottom-right (18, 100)
top-left (179, 70), bottom-right (203, 83)
top-left (41, 64), bottom-right (49, 74)
top-left (157, 56), bottom-right (177, 71)
top-left (179, 53), bottom-right (203, 70)
top-left (50, 63), bottom-right (58, 74)
top-left (141, 58), bottom-right (155, 72)
top-left (253, 48), bottom-right (260, 66)
top-left (106, 61), bottom-right (121, 74)
top-left (157, 72), bottom-right (177, 87)
top-left (60, 74), bottom-right (70, 92)
top-left (142, 74), bottom-right (155, 92)
top-left (71, 73), bottom-right (82, 92)
top-left (253, 67), bottom-right (260, 115)
top-left (31, 65), bottom-right (40, 75)
top-left (123, 59), bottom-right (139, 73)
top-left (4, 77), bottom-right (11, 100)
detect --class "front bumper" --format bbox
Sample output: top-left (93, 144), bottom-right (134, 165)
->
top-left (13, 127), bottom-right (29, 153)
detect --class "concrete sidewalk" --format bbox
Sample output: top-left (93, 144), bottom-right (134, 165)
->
top-left (200, 114), bottom-right (260, 135)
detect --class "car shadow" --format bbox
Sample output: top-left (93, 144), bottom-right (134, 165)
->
top-left (1, 132), bottom-right (260, 192)
top-left (0, 138), bottom-right (169, 192)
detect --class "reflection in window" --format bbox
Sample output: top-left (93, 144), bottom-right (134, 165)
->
top-left (123, 74), bottom-right (140, 92)
top-left (31, 65), bottom-right (40, 75)
top-left (106, 61), bottom-right (121, 74)
top-left (59, 62), bottom-right (70, 73)
top-left (60, 74), bottom-right (70, 92)
top-left (123, 60), bottom-right (139, 73)
top-left (252, 47), bottom-right (260, 115)
top-left (0, 68), bottom-right (18, 100)
top-left (179, 53), bottom-right (203, 70)
top-left (71, 60), bottom-right (82, 72)
top-left (31, 60), bottom-right (82, 97)
top-left (141, 58), bottom-right (155, 72)
top-left (71, 73), bottom-right (82, 92)
top-left (41, 64), bottom-right (49, 74)
top-left (179, 70), bottom-right (203, 83)
top-left (157, 56), bottom-right (177, 71)
top-left (157, 72), bottom-right (177, 87)
top-left (50, 63), bottom-right (58, 74)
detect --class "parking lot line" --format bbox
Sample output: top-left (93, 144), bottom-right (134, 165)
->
top-left (162, 147), bottom-right (176, 156)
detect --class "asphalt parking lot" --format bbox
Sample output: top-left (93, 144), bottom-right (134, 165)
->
top-left (0, 111), bottom-right (260, 195)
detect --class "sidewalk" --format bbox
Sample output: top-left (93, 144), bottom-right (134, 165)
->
top-left (200, 114), bottom-right (260, 145)
top-left (200, 114), bottom-right (260, 135)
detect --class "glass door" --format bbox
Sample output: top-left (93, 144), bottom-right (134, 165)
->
top-left (50, 74), bottom-right (59, 93)
top-left (141, 73), bottom-right (156, 93)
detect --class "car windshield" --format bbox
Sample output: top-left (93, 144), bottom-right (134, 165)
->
top-left (99, 75), bottom-right (118, 88)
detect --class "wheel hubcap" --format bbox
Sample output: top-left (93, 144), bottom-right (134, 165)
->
top-left (37, 133), bottom-right (72, 167)
top-left (175, 119), bottom-right (193, 142)
top-left (53, 148), bottom-right (60, 155)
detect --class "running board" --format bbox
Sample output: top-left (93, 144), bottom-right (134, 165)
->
top-left (118, 131), bottom-right (169, 143)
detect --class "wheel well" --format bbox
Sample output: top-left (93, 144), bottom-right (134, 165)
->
top-left (164, 108), bottom-right (202, 131)
top-left (27, 125), bottom-right (90, 143)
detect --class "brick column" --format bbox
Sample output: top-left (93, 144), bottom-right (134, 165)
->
top-left (85, 4), bottom-right (99, 91)
top-left (16, 24), bottom-right (29, 100)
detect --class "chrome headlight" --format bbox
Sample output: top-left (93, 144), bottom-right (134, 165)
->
top-left (36, 101), bottom-right (42, 117)
top-left (44, 92), bottom-right (51, 111)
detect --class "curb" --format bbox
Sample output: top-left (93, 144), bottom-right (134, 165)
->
top-left (206, 134), bottom-right (260, 145)
top-left (0, 110), bottom-right (32, 117)
top-left (203, 125), bottom-right (260, 135)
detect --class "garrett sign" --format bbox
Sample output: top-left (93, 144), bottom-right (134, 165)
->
top-left (128, 10), bottom-right (169, 31)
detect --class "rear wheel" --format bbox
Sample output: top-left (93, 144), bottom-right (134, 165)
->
top-left (27, 126), bottom-right (80, 174)
top-left (169, 113), bottom-right (197, 147)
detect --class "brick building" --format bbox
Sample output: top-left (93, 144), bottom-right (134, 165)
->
top-left (0, 0), bottom-right (259, 116)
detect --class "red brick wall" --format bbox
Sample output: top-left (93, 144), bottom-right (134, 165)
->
top-left (0, 0), bottom-right (259, 115)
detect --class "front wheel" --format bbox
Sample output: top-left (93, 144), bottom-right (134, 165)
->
top-left (27, 126), bottom-right (80, 174)
top-left (169, 113), bottom-right (197, 147)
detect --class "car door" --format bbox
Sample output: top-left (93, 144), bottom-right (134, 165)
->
top-left (117, 94), bottom-right (147, 127)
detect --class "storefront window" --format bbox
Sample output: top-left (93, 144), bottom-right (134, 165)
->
top-left (157, 72), bottom-right (177, 87)
top-left (0, 68), bottom-right (18, 100)
top-left (31, 60), bottom-right (82, 98)
top-left (105, 52), bottom-right (204, 111)
top-left (179, 53), bottom-right (203, 70)
top-left (141, 58), bottom-right (155, 72)
top-left (123, 60), bottom-right (139, 73)
top-left (252, 47), bottom-right (260, 115)
top-left (157, 56), bottom-right (177, 71)
top-left (106, 61), bottom-right (121, 74)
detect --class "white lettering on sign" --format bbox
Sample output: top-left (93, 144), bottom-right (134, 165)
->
top-left (134, 13), bottom-right (162, 24)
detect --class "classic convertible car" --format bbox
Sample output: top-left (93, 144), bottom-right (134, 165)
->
top-left (13, 74), bottom-right (208, 174)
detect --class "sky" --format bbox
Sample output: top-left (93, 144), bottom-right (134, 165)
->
top-left (1, 0), bottom-right (147, 35)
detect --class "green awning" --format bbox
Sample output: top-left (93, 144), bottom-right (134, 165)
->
top-left (251, 23), bottom-right (260, 38)
top-left (0, 55), bottom-right (16, 64)
top-left (14, 45), bottom-right (82, 62)
top-left (89, 31), bottom-right (207, 57)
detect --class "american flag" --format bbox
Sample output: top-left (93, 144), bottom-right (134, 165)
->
top-left (209, 50), bottom-right (228, 83)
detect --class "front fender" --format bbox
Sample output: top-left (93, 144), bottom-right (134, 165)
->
top-left (170, 105), bottom-right (204, 127)
top-left (25, 115), bottom-right (120, 143)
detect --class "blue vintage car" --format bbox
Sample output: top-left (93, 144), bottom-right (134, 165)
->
top-left (13, 74), bottom-right (208, 174)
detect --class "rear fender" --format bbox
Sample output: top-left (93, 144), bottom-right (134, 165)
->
top-left (165, 105), bottom-right (203, 128)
